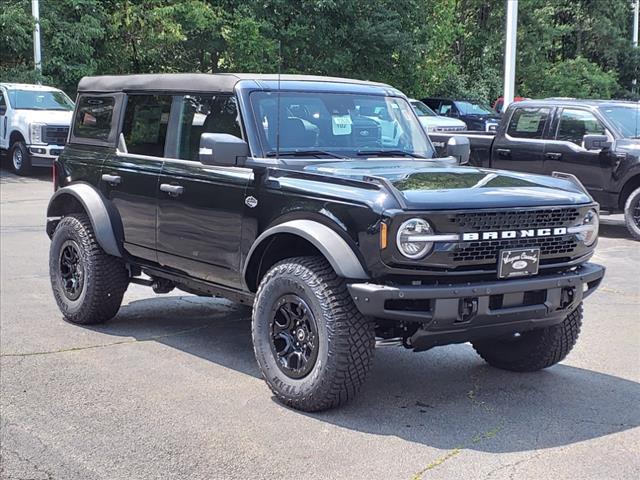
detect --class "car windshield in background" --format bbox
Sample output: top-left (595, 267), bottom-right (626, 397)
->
top-left (455, 101), bottom-right (494, 116)
top-left (411, 101), bottom-right (437, 117)
top-left (9, 89), bottom-right (74, 111)
top-left (600, 105), bottom-right (640, 138)
top-left (250, 91), bottom-right (434, 159)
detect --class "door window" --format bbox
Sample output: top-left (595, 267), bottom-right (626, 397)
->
top-left (506, 107), bottom-right (550, 139)
top-left (73, 96), bottom-right (116, 141)
top-left (556, 109), bottom-right (606, 146)
top-left (172, 95), bottom-right (241, 161)
top-left (439, 101), bottom-right (454, 116)
top-left (0, 92), bottom-right (6, 113)
top-left (122, 95), bottom-right (172, 156)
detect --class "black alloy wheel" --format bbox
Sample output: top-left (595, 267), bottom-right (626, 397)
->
top-left (59, 240), bottom-right (85, 301)
top-left (270, 295), bottom-right (319, 379)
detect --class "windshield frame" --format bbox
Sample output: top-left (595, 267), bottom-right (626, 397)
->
top-left (7, 88), bottom-right (75, 111)
top-left (248, 90), bottom-right (435, 161)
top-left (597, 104), bottom-right (640, 139)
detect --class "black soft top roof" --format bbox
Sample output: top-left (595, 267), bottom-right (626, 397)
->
top-left (77, 73), bottom-right (388, 93)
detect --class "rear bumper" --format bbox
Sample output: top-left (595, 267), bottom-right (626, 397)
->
top-left (348, 263), bottom-right (604, 347)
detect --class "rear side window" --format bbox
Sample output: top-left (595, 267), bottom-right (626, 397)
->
top-left (506, 107), bottom-right (550, 139)
top-left (73, 96), bottom-right (115, 141)
top-left (122, 95), bottom-right (172, 157)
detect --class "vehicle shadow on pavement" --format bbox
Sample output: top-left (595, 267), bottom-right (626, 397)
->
top-left (0, 164), bottom-right (51, 184)
top-left (599, 218), bottom-right (635, 240)
top-left (90, 294), bottom-right (640, 454)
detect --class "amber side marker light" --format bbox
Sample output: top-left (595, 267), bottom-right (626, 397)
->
top-left (380, 222), bottom-right (388, 249)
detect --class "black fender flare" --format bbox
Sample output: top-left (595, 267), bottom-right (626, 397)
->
top-left (47, 183), bottom-right (122, 257)
top-left (244, 219), bottom-right (369, 284)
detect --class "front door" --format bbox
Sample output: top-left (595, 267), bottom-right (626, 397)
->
top-left (490, 106), bottom-right (552, 174)
top-left (156, 94), bottom-right (250, 288)
top-left (100, 94), bottom-right (172, 262)
top-left (542, 108), bottom-right (612, 201)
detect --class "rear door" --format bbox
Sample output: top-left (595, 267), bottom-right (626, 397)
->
top-left (156, 94), bottom-right (250, 289)
top-left (543, 107), bottom-right (613, 198)
top-left (100, 94), bottom-right (171, 262)
top-left (490, 105), bottom-right (552, 174)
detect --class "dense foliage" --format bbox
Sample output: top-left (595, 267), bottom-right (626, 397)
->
top-left (1, 0), bottom-right (638, 102)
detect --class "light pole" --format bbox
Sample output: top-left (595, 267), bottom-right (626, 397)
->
top-left (503, 0), bottom-right (518, 110)
top-left (32, 0), bottom-right (42, 75)
top-left (633, 0), bottom-right (639, 93)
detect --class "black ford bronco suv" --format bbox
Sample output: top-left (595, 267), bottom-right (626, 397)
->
top-left (47, 74), bottom-right (605, 411)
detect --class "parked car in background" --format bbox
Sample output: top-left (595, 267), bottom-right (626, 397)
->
top-left (409, 99), bottom-right (467, 132)
top-left (422, 97), bottom-right (501, 132)
top-left (0, 83), bottom-right (74, 175)
top-left (430, 99), bottom-right (640, 240)
top-left (493, 96), bottom-right (530, 113)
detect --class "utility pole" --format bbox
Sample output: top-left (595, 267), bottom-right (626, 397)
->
top-left (32, 0), bottom-right (42, 75)
top-left (633, 0), bottom-right (639, 93)
top-left (503, 0), bottom-right (518, 109)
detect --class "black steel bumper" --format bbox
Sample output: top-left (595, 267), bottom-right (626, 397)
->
top-left (348, 263), bottom-right (605, 347)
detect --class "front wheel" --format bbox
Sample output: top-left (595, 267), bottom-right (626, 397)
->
top-left (252, 256), bottom-right (375, 412)
top-left (624, 187), bottom-right (640, 241)
top-left (10, 141), bottom-right (32, 176)
top-left (472, 304), bottom-right (583, 372)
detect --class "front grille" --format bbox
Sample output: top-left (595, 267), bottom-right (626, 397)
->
top-left (448, 208), bottom-right (580, 231)
top-left (451, 235), bottom-right (578, 262)
top-left (43, 126), bottom-right (69, 145)
top-left (435, 126), bottom-right (466, 132)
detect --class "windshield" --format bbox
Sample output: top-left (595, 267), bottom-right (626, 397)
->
top-left (455, 101), bottom-right (494, 116)
top-left (599, 104), bottom-right (640, 138)
top-left (411, 100), bottom-right (437, 117)
top-left (8, 89), bottom-right (74, 111)
top-left (250, 91), bottom-right (434, 159)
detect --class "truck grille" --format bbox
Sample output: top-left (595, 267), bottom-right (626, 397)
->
top-left (43, 126), bottom-right (69, 145)
top-left (451, 235), bottom-right (578, 262)
top-left (448, 208), bottom-right (580, 231)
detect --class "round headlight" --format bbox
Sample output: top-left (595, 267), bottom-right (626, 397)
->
top-left (396, 218), bottom-right (434, 259)
top-left (582, 208), bottom-right (599, 246)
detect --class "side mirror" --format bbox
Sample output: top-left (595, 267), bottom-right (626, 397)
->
top-left (446, 136), bottom-right (470, 165)
top-left (583, 134), bottom-right (611, 151)
top-left (199, 133), bottom-right (249, 166)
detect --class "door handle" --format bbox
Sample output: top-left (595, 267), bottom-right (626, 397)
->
top-left (545, 152), bottom-right (563, 160)
top-left (101, 174), bottom-right (121, 185)
top-left (160, 183), bottom-right (184, 197)
top-left (496, 148), bottom-right (511, 158)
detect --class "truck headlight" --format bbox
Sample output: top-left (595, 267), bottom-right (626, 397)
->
top-left (396, 218), bottom-right (434, 259)
top-left (30, 123), bottom-right (46, 145)
top-left (569, 208), bottom-right (599, 246)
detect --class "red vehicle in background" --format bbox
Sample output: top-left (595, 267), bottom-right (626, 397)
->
top-left (493, 96), bottom-right (530, 113)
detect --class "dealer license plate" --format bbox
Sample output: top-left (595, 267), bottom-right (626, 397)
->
top-left (498, 248), bottom-right (540, 279)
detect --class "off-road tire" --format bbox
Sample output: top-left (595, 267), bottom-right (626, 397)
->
top-left (252, 256), bottom-right (375, 412)
top-left (10, 141), bottom-right (32, 176)
top-left (472, 304), bottom-right (583, 372)
top-left (623, 187), bottom-right (640, 241)
top-left (49, 214), bottom-right (128, 324)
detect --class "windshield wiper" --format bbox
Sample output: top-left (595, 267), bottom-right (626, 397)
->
top-left (356, 149), bottom-right (426, 159)
top-left (265, 150), bottom-right (346, 159)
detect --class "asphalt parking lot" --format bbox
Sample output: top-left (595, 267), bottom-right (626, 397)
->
top-left (1, 165), bottom-right (638, 480)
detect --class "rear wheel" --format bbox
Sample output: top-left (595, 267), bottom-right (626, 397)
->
top-left (623, 187), bottom-right (640, 241)
top-left (10, 141), bottom-right (32, 176)
top-left (49, 214), bottom-right (129, 324)
top-left (472, 304), bottom-right (583, 372)
top-left (252, 256), bottom-right (375, 411)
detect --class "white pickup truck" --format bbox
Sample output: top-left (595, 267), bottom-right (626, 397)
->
top-left (0, 83), bottom-right (74, 175)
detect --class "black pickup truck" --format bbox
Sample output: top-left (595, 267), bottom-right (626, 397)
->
top-left (430, 99), bottom-right (640, 239)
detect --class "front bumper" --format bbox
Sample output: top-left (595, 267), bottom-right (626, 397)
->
top-left (348, 263), bottom-right (605, 347)
top-left (28, 144), bottom-right (64, 166)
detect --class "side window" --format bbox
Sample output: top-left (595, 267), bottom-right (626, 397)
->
top-left (73, 96), bottom-right (115, 141)
top-left (173, 95), bottom-right (241, 161)
top-left (0, 91), bottom-right (6, 112)
top-left (556, 109), bottom-right (606, 146)
top-left (506, 107), bottom-right (550, 139)
top-left (122, 95), bottom-right (172, 157)
top-left (439, 101), bottom-right (453, 116)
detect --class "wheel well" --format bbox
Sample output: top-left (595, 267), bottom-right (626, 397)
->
top-left (245, 233), bottom-right (323, 292)
top-left (48, 193), bottom-right (86, 218)
top-left (619, 175), bottom-right (640, 210)
top-left (9, 131), bottom-right (25, 146)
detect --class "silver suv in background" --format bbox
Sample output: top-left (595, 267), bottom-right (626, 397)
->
top-left (409, 99), bottom-right (467, 132)
top-left (0, 83), bottom-right (74, 175)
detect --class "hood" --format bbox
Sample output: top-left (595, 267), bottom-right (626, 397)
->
top-left (419, 116), bottom-right (467, 129)
top-left (12, 109), bottom-right (73, 127)
top-left (303, 160), bottom-right (592, 209)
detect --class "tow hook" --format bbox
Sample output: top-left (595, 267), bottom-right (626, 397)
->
top-left (458, 297), bottom-right (478, 322)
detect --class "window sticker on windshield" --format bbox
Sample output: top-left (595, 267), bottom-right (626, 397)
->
top-left (332, 115), bottom-right (353, 135)
top-left (516, 113), bottom-right (542, 132)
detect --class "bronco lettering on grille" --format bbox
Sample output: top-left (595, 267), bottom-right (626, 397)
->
top-left (462, 227), bottom-right (568, 241)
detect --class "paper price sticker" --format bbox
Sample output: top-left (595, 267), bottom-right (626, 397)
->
top-left (332, 115), bottom-right (353, 136)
